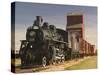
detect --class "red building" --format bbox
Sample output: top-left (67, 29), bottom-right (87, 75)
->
top-left (66, 13), bottom-right (95, 56)
top-left (66, 13), bottom-right (84, 56)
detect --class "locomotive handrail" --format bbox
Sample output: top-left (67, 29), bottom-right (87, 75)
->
top-left (52, 39), bottom-right (68, 44)
top-left (20, 40), bottom-right (27, 42)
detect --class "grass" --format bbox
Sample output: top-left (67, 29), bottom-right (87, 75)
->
top-left (65, 56), bottom-right (97, 70)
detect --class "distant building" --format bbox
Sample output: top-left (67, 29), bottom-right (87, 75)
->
top-left (66, 13), bottom-right (84, 54)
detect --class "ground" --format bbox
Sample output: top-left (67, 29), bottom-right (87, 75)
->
top-left (65, 56), bottom-right (97, 70)
top-left (14, 56), bottom-right (97, 73)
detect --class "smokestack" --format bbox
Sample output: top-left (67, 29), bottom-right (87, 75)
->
top-left (36, 16), bottom-right (43, 26)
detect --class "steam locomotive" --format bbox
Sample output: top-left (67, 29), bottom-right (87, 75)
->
top-left (19, 16), bottom-right (73, 67)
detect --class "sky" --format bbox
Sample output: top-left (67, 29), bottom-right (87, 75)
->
top-left (13, 2), bottom-right (97, 50)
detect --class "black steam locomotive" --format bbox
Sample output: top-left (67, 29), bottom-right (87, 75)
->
top-left (19, 16), bottom-right (71, 67)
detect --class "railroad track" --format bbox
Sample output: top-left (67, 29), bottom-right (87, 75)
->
top-left (15, 64), bottom-right (51, 73)
top-left (15, 56), bottom-right (93, 73)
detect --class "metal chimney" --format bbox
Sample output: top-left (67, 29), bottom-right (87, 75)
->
top-left (36, 16), bottom-right (43, 26)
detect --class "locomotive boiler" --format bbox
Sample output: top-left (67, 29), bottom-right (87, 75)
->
top-left (19, 16), bottom-right (69, 67)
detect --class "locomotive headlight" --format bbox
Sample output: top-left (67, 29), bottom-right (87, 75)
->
top-left (30, 45), bottom-right (33, 48)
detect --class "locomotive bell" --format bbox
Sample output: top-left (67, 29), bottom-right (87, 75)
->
top-left (42, 22), bottom-right (49, 29)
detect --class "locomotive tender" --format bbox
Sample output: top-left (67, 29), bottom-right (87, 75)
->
top-left (19, 16), bottom-right (70, 67)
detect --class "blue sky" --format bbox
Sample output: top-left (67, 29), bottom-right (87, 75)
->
top-left (14, 2), bottom-right (97, 50)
